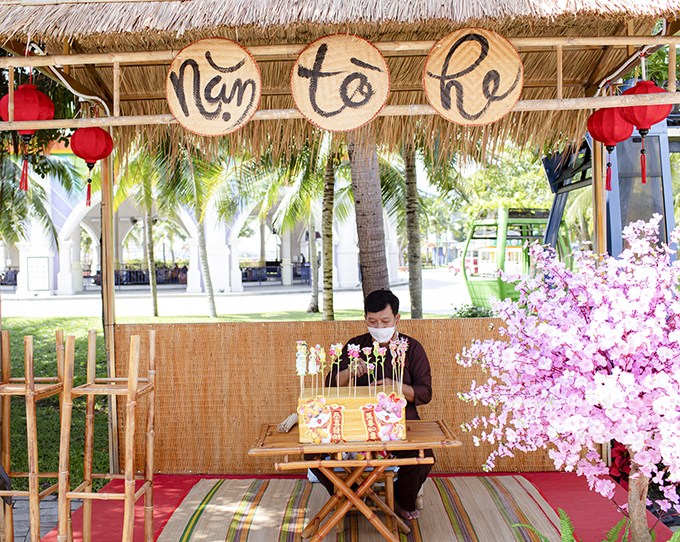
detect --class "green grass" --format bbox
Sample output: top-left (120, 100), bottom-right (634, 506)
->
top-left (2, 310), bottom-right (443, 491)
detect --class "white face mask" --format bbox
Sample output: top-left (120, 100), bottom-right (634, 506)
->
top-left (367, 326), bottom-right (395, 344)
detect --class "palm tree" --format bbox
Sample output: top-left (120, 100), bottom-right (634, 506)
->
top-left (321, 155), bottom-right (336, 320)
top-left (155, 141), bottom-right (227, 318)
top-left (347, 131), bottom-right (389, 297)
top-left (115, 148), bottom-right (162, 316)
top-left (403, 141), bottom-right (422, 318)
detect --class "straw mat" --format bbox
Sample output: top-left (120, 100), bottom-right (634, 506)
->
top-left (156, 475), bottom-right (562, 542)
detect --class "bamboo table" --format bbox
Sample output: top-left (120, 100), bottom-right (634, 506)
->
top-left (249, 420), bottom-right (461, 542)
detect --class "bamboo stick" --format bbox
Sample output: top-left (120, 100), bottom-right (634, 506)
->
top-left (592, 141), bottom-right (607, 256)
top-left (57, 336), bottom-right (75, 542)
top-left (121, 335), bottom-right (141, 542)
top-left (670, 44), bottom-right (677, 94)
top-left (1, 330), bottom-right (12, 542)
top-left (82, 330), bottom-right (97, 542)
top-left (113, 61), bottom-right (121, 117)
top-left (62, 39), bottom-right (70, 76)
top-left (556, 45), bottom-right (563, 101)
top-left (8, 68), bottom-right (13, 122)
top-left (145, 330), bottom-right (156, 542)
top-left (23, 336), bottom-right (41, 542)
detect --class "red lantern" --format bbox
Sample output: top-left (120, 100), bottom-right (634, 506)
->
top-left (618, 80), bottom-right (673, 185)
top-left (587, 107), bottom-right (634, 191)
top-left (70, 127), bottom-right (113, 206)
top-left (0, 84), bottom-right (55, 191)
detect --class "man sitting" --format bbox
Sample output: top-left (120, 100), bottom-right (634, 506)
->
top-left (313, 289), bottom-right (433, 521)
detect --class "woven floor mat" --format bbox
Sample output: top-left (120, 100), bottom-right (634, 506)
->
top-left (156, 475), bottom-right (561, 542)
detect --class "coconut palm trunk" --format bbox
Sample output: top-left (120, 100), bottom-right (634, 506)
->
top-left (144, 210), bottom-right (159, 317)
top-left (196, 215), bottom-right (217, 318)
top-left (404, 142), bottom-right (422, 319)
top-left (348, 132), bottom-right (389, 297)
top-left (307, 214), bottom-right (319, 313)
top-left (322, 156), bottom-right (335, 320)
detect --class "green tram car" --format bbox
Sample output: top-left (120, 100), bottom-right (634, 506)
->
top-left (463, 208), bottom-right (569, 308)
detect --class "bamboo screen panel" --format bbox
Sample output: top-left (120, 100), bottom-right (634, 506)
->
top-left (114, 320), bottom-right (557, 475)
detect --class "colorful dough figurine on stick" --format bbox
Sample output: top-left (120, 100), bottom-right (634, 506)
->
top-left (347, 344), bottom-right (361, 397)
top-left (318, 346), bottom-right (327, 396)
top-left (308, 345), bottom-right (319, 397)
top-left (329, 343), bottom-right (343, 397)
top-left (296, 341), bottom-right (307, 395)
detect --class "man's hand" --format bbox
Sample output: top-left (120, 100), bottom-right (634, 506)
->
top-left (350, 359), bottom-right (368, 378)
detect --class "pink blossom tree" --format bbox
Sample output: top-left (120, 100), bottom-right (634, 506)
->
top-left (457, 216), bottom-right (680, 542)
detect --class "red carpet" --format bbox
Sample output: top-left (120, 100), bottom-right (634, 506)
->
top-left (524, 472), bottom-right (674, 542)
top-left (42, 473), bottom-right (674, 542)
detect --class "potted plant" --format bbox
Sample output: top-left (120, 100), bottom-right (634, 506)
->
top-left (457, 216), bottom-right (680, 542)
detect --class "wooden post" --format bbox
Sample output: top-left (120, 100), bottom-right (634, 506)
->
top-left (145, 330), bottom-right (156, 542)
top-left (24, 336), bottom-right (41, 542)
top-left (8, 68), bottom-right (13, 122)
top-left (100, 151), bottom-right (119, 473)
top-left (592, 141), bottom-right (607, 255)
top-left (57, 336), bottom-right (75, 542)
top-left (63, 39), bottom-right (70, 76)
top-left (113, 62), bottom-right (120, 117)
top-left (122, 335), bottom-right (141, 542)
top-left (1, 331), bottom-right (13, 542)
top-left (82, 330), bottom-right (97, 542)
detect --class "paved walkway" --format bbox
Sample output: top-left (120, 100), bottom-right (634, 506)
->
top-left (4, 496), bottom-right (81, 542)
top-left (1, 268), bottom-right (472, 318)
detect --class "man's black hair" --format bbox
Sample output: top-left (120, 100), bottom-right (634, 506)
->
top-left (364, 289), bottom-right (400, 316)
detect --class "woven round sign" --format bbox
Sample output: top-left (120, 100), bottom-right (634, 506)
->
top-left (166, 38), bottom-right (261, 137)
top-left (423, 28), bottom-right (523, 126)
top-left (291, 34), bottom-right (390, 132)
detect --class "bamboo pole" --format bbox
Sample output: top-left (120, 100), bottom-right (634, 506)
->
top-left (57, 336), bottom-right (75, 542)
top-left (82, 330), bottom-right (97, 542)
top-left (23, 336), bottom-right (41, 542)
top-left (8, 68), bottom-right (13, 122)
top-left (144, 330), bottom-right (156, 542)
top-left (113, 61), bottom-right (121, 117)
top-left (1, 36), bottom-right (680, 69)
top-left (670, 44), bottom-right (677, 94)
top-left (592, 141), bottom-right (607, 256)
top-left (556, 45), bottom-right (563, 100)
top-left (1, 330), bottom-right (13, 542)
top-left (122, 335), bottom-right (141, 542)
top-left (2, 91), bottom-right (680, 132)
top-left (100, 152), bottom-right (119, 474)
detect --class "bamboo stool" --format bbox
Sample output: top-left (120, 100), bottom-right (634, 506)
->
top-left (58, 331), bottom-right (156, 542)
top-left (0, 330), bottom-right (65, 542)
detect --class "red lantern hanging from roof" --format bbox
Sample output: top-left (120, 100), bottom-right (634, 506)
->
top-left (70, 127), bottom-right (113, 206)
top-left (587, 107), bottom-right (634, 191)
top-left (618, 80), bottom-right (673, 185)
top-left (0, 84), bottom-right (55, 191)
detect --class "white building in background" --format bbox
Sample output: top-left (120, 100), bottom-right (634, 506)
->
top-left (3, 153), bottom-right (399, 297)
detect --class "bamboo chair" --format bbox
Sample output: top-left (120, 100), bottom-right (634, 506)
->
top-left (0, 330), bottom-right (66, 542)
top-left (58, 330), bottom-right (156, 542)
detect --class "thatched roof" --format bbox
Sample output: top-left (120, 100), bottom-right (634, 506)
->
top-left (0, 0), bottom-right (678, 160)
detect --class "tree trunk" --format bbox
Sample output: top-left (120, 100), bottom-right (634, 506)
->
top-left (322, 156), bottom-right (335, 321)
top-left (628, 462), bottom-right (652, 542)
top-left (307, 213), bottom-right (319, 313)
top-left (196, 218), bottom-right (218, 318)
top-left (259, 221), bottom-right (267, 267)
top-left (348, 130), bottom-right (389, 298)
top-left (404, 142), bottom-right (422, 319)
top-left (144, 210), bottom-right (159, 317)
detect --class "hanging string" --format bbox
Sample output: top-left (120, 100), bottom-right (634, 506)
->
top-left (641, 138), bottom-right (647, 184)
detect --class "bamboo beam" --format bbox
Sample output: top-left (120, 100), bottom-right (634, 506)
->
top-left (8, 68), bottom-right (13, 122)
top-left (627, 20), bottom-right (636, 57)
top-left (2, 36), bottom-right (680, 70)
top-left (71, 41), bottom-right (114, 105)
top-left (113, 61), bottom-right (120, 117)
top-left (585, 22), bottom-right (627, 90)
top-left (2, 91), bottom-right (680, 131)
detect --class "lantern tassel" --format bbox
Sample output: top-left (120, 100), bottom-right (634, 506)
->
top-left (20, 153), bottom-right (28, 191)
top-left (641, 138), bottom-right (646, 185)
top-left (606, 159), bottom-right (612, 191)
top-left (86, 179), bottom-right (91, 206)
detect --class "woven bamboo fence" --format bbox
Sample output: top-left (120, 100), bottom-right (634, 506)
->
top-left (114, 319), bottom-right (557, 475)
